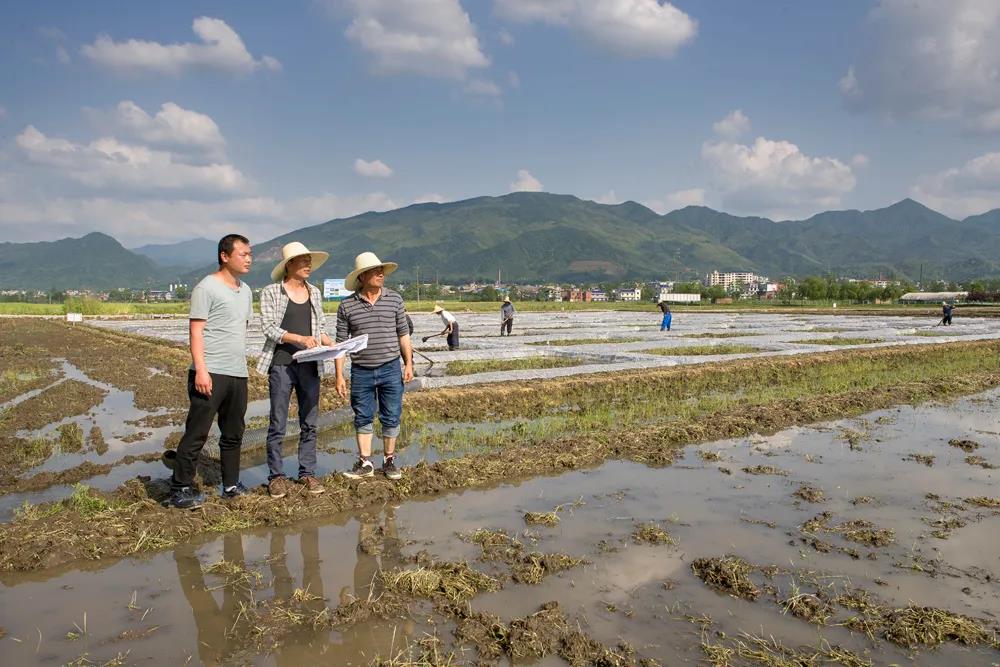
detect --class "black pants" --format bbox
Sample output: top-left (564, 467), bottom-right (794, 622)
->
top-left (501, 318), bottom-right (513, 336)
top-left (447, 322), bottom-right (460, 350)
top-left (171, 370), bottom-right (247, 491)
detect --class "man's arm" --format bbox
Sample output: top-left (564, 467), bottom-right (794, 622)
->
top-left (399, 334), bottom-right (413, 382)
top-left (334, 302), bottom-right (349, 398)
top-left (190, 319), bottom-right (211, 396)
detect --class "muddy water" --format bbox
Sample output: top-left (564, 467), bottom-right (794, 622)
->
top-left (3, 392), bottom-right (1000, 665)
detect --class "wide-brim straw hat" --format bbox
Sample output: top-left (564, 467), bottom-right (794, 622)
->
top-left (271, 241), bottom-right (330, 282)
top-left (346, 251), bottom-right (398, 291)
top-left (503, 296), bottom-right (510, 302)
top-left (432, 305), bottom-right (444, 313)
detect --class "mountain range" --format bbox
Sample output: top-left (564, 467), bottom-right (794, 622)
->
top-left (3, 193), bottom-right (1000, 290)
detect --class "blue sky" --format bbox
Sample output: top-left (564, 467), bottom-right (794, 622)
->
top-left (2, 0), bottom-right (1000, 245)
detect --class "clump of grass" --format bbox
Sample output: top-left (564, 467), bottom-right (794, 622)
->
top-left (781, 589), bottom-right (833, 625)
top-left (881, 606), bottom-right (993, 648)
top-left (801, 337), bottom-right (884, 346)
top-left (446, 357), bottom-right (582, 376)
top-left (905, 452), bottom-right (935, 467)
top-left (86, 426), bottom-right (108, 455)
top-left (691, 556), bottom-right (760, 600)
top-left (371, 634), bottom-right (457, 667)
top-left (948, 438), bottom-right (980, 452)
top-left (528, 337), bottom-right (642, 346)
top-left (57, 423), bottom-right (85, 453)
top-left (793, 485), bottom-right (825, 503)
top-left (681, 332), bottom-right (755, 339)
top-left (64, 484), bottom-right (115, 517)
top-left (524, 511), bottom-right (560, 526)
top-left (383, 562), bottom-right (500, 603)
top-left (698, 450), bottom-right (722, 462)
top-left (833, 519), bottom-right (894, 547)
top-left (511, 552), bottom-right (583, 585)
top-left (742, 465), bottom-right (788, 476)
top-left (964, 497), bottom-right (1000, 508)
top-left (469, 528), bottom-right (516, 547)
top-left (632, 522), bottom-right (674, 545)
top-left (965, 455), bottom-right (998, 469)
top-left (643, 344), bottom-right (758, 356)
top-left (203, 558), bottom-right (263, 591)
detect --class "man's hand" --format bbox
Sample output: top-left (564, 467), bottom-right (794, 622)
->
top-left (336, 375), bottom-right (348, 400)
top-left (194, 369), bottom-right (213, 396)
top-left (299, 335), bottom-right (319, 349)
top-left (403, 362), bottom-right (414, 383)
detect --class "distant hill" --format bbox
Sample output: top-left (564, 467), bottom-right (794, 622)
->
top-left (6, 194), bottom-right (1000, 290)
top-left (198, 193), bottom-right (1000, 286)
top-left (132, 238), bottom-right (217, 270)
top-left (0, 232), bottom-right (162, 290)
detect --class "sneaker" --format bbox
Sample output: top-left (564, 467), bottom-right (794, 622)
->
top-left (343, 458), bottom-right (375, 479)
top-left (381, 457), bottom-right (402, 480)
top-left (222, 481), bottom-right (250, 499)
top-left (169, 487), bottom-right (204, 510)
top-left (268, 477), bottom-right (288, 499)
top-left (301, 476), bottom-right (326, 495)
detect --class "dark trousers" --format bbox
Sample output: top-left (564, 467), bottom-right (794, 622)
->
top-left (171, 370), bottom-right (247, 491)
top-left (447, 322), bottom-right (460, 350)
top-left (501, 318), bottom-right (513, 336)
top-left (266, 362), bottom-right (320, 480)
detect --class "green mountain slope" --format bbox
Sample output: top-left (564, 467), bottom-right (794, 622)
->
top-left (0, 232), bottom-right (163, 290)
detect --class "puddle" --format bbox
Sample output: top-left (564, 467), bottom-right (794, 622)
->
top-left (3, 391), bottom-right (1000, 664)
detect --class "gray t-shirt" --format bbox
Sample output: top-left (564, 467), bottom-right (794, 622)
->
top-left (189, 274), bottom-right (253, 377)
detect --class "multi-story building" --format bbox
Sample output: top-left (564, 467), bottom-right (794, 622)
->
top-left (613, 285), bottom-right (643, 301)
top-left (589, 288), bottom-right (608, 302)
top-left (705, 271), bottom-right (768, 291)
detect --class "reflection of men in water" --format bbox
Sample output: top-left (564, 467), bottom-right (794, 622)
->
top-left (174, 533), bottom-right (250, 665)
top-left (269, 526), bottom-right (326, 665)
top-left (350, 509), bottom-right (404, 602)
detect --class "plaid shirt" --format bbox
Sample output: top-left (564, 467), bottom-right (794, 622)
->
top-left (256, 281), bottom-right (329, 376)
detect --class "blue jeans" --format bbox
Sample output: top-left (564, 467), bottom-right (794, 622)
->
top-left (660, 313), bottom-right (672, 331)
top-left (350, 360), bottom-right (404, 438)
top-left (266, 362), bottom-right (320, 480)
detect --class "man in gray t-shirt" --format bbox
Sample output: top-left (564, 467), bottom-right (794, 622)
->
top-left (169, 234), bottom-right (254, 510)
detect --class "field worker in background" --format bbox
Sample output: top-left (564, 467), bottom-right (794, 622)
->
top-left (500, 296), bottom-right (515, 336)
top-left (169, 234), bottom-right (254, 510)
top-left (658, 300), bottom-right (672, 331)
top-left (942, 301), bottom-right (954, 326)
top-left (335, 252), bottom-right (413, 481)
top-left (258, 242), bottom-right (333, 499)
top-left (432, 304), bottom-right (460, 350)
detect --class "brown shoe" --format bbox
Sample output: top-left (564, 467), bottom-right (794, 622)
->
top-left (268, 477), bottom-right (288, 499)
top-left (301, 476), bottom-right (326, 495)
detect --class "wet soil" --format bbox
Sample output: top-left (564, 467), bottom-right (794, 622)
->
top-left (2, 392), bottom-right (999, 665)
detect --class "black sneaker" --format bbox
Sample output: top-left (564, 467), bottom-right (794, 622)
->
top-left (381, 457), bottom-right (402, 480)
top-left (169, 487), bottom-right (205, 510)
top-left (343, 458), bottom-right (375, 479)
top-left (222, 481), bottom-right (250, 499)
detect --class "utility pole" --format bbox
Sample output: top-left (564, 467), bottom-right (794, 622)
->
top-left (415, 266), bottom-right (420, 303)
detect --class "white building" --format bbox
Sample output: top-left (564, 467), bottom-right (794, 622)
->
top-left (659, 292), bottom-right (701, 303)
top-left (706, 271), bottom-right (767, 291)
top-left (613, 286), bottom-right (643, 301)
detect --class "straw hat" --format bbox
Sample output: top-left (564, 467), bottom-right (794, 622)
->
top-left (503, 296), bottom-right (510, 303)
top-left (345, 251), bottom-right (398, 291)
top-left (432, 304), bottom-right (444, 314)
top-left (270, 241), bottom-right (329, 282)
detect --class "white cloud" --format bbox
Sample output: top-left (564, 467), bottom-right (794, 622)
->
top-left (494, 0), bottom-right (696, 58)
top-left (910, 151), bottom-right (1000, 218)
top-left (342, 0), bottom-right (489, 79)
top-left (851, 153), bottom-right (870, 168)
top-left (701, 136), bottom-right (856, 218)
top-left (413, 193), bottom-right (447, 204)
top-left (464, 78), bottom-right (502, 96)
top-left (841, 1), bottom-right (1000, 132)
top-left (645, 188), bottom-right (705, 214)
top-left (509, 169), bottom-right (542, 192)
top-left (594, 190), bottom-right (621, 205)
top-left (81, 16), bottom-right (281, 76)
top-left (712, 110), bottom-right (750, 139)
top-left (498, 29), bottom-right (515, 45)
top-left (353, 157), bottom-right (394, 178)
top-left (15, 125), bottom-right (248, 196)
top-left (91, 101), bottom-right (227, 153)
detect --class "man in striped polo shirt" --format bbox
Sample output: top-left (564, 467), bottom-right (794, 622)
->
top-left (335, 252), bottom-right (414, 480)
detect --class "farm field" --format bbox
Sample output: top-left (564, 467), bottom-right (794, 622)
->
top-left (1, 313), bottom-right (999, 665)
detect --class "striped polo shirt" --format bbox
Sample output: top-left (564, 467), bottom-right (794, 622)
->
top-left (335, 288), bottom-right (409, 368)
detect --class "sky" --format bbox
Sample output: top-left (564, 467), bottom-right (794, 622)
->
top-left (2, 0), bottom-right (1000, 246)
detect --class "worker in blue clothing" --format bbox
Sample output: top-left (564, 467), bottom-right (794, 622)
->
top-left (658, 301), bottom-right (672, 331)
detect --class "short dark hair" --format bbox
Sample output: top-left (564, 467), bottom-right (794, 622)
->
top-left (218, 234), bottom-right (250, 266)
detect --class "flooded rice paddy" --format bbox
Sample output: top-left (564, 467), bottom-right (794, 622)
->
top-left (2, 313), bottom-right (1000, 665)
top-left (1, 391), bottom-right (999, 665)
